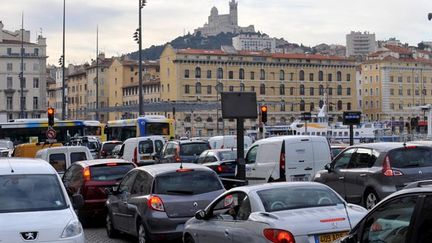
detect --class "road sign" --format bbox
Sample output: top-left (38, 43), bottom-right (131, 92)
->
top-left (302, 112), bottom-right (312, 121)
top-left (343, 111), bottom-right (362, 125)
top-left (46, 127), bottom-right (57, 139)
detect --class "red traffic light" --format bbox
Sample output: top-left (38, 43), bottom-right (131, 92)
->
top-left (47, 107), bottom-right (55, 116)
top-left (260, 105), bottom-right (268, 113)
top-left (47, 107), bottom-right (55, 127)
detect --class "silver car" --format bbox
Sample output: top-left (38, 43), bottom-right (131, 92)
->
top-left (183, 182), bottom-right (367, 243)
top-left (105, 163), bottom-right (225, 242)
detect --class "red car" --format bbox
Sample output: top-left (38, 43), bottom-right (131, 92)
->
top-left (62, 159), bottom-right (135, 224)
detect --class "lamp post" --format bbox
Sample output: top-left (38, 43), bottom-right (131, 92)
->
top-left (20, 13), bottom-right (25, 118)
top-left (61, 0), bottom-right (66, 120)
top-left (133, 0), bottom-right (146, 116)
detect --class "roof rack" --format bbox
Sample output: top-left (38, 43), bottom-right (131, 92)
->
top-left (404, 180), bottom-right (432, 189)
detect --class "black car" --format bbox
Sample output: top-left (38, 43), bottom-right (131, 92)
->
top-left (159, 140), bottom-right (210, 163)
top-left (341, 180), bottom-right (432, 243)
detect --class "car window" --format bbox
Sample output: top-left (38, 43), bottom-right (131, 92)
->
top-left (196, 151), bottom-right (208, 164)
top-left (360, 196), bottom-right (417, 243)
top-left (153, 170), bottom-right (222, 195)
top-left (388, 147), bottom-right (432, 168)
top-left (90, 163), bottom-right (135, 181)
top-left (70, 152), bottom-right (87, 163)
top-left (155, 140), bottom-right (164, 153)
top-left (257, 186), bottom-right (343, 212)
top-left (0, 174), bottom-right (67, 213)
top-left (118, 144), bottom-right (125, 157)
top-left (49, 153), bottom-right (67, 173)
top-left (180, 143), bottom-right (210, 156)
top-left (207, 156), bottom-right (218, 162)
top-left (139, 140), bottom-right (154, 154)
top-left (218, 150), bottom-right (236, 161)
top-left (118, 171), bottom-right (138, 193)
top-left (246, 145), bottom-right (258, 164)
top-left (211, 192), bottom-right (250, 220)
top-left (333, 148), bottom-right (356, 170)
top-left (416, 195), bottom-right (432, 243)
top-left (348, 148), bottom-right (376, 169)
top-left (102, 143), bottom-right (121, 153)
top-left (131, 172), bottom-right (152, 195)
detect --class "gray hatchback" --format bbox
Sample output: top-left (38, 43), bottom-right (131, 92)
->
top-left (105, 163), bottom-right (225, 242)
top-left (314, 142), bottom-right (432, 209)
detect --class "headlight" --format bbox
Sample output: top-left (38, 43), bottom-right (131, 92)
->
top-left (61, 219), bottom-right (83, 238)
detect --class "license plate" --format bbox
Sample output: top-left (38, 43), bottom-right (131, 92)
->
top-left (315, 232), bottom-right (348, 243)
top-left (140, 156), bottom-right (152, 160)
top-left (291, 175), bottom-right (309, 181)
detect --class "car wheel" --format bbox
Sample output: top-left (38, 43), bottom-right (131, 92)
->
top-left (138, 223), bottom-right (151, 243)
top-left (184, 234), bottom-right (196, 243)
top-left (106, 213), bottom-right (119, 238)
top-left (364, 190), bottom-right (379, 210)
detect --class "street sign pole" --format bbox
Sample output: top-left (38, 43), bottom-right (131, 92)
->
top-left (349, 125), bottom-right (354, 146)
top-left (236, 118), bottom-right (245, 181)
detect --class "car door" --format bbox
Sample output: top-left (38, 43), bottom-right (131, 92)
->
top-left (344, 195), bottom-right (419, 243)
top-left (245, 145), bottom-right (266, 185)
top-left (412, 194), bottom-right (432, 243)
top-left (320, 148), bottom-right (356, 199)
top-left (114, 170), bottom-right (138, 232)
top-left (344, 148), bottom-right (377, 204)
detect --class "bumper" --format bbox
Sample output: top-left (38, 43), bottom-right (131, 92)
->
top-left (144, 211), bottom-right (190, 240)
top-left (79, 199), bottom-right (107, 217)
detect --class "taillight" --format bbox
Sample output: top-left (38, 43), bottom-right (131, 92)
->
top-left (280, 152), bottom-right (285, 171)
top-left (263, 228), bottom-right (295, 243)
top-left (133, 147), bottom-right (138, 164)
top-left (148, 196), bottom-right (165, 212)
top-left (382, 155), bottom-right (403, 176)
top-left (83, 167), bottom-right (91, 181)
top-left (217, 165), bottom-right (224, 173)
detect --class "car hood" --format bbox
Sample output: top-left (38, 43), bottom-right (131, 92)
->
top-left (0, 208), bottom-right (77, 241)
top-left (249, 204), bottom-right (367, 236)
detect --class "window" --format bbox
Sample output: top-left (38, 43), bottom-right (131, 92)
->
top-left (131, 172), bottom-right (151, 195)
top-left (337, 85), bottom-right (342, 95)
top-left (211, 192), bottom-right (251, 220)
top-left (239, 68), bottom-right (245, 80)
top-left (195, 67), bottom-right (201, 78)
top-left (6, 97), bottom-right (13, 110)
top-left (229, 86), bottom-right (234, 92)
top-left (309, 73), bottom-right (314, 81)
top-left (300, 100), bottom-right (305, 111)
top-left (207, 85), bottom-right (212, 94)
top-left (33, 97), bottom-right (38, 110)
top-left (328, 73), bottom-right (332, 81)
top-left (337, 71), bottom-right (342, 81)
top-left (281, 103), bottom-right (285, 112)
top-left (310, 87), bottom-right (314, 96)
top-left (279, 70), bottom-right (285, 81)
top-left (33, 78), bottom-right (39, 88)
top-left (279, 84), bottom-right (285, 95)
top-left (195, 82), bottom-right (202, 94)
top-left (21, 97), bottom-right (26, 110)
top-left (246, 146), bottom-right (258, 164)
top-left (328, 87), bottom-right (333, 95)
top-left (332, 148), bottom-right (356, 169)
top-left (416, 196), bottom-right (432, 243)
top-left (359, 196), bottom-right (417, 243)
top-left (260, 69), bottom-right (265, 80)
top-left (347, 88), bottom-right (351, 95)
top-left (184, 69), bottom-right (189, 78)
top-left (49, 153), bottom-right (67, 173)
top-left (310, 102), bottom-right (315, 112)
top-left (290, 87), bottom-right (294, 95)
top-left (7, 63), bottom-right (12, 71)
top-left (228, 71), bottom-right (234, 79)
top-left (318, 71), bottom-right (323, 81)
top-left (240, 83), bottom-right (245, 92)
top-left (250, 71), bottom-right (255, 80)
top-left (207, 70), bottom-right (212, 79)
top-left (217, 68), bottom-right (223, 79)
top-left (154, 171), bottom-right (222, 195)
top-left (7, 48), bottom-right (12, 54)
top-left (347, 102), bottom-right (351, 110)
top-left (7, 77), bottom-right (12, 89)
top-left (260, 84), bottom-right (265, 95)
top-left (185, 84), bottom-right (190, 94)
top-left (390, 89), bottom-right (394, 95)
top-left (347, 74), bottom-right (351, 81)
top-left (348, 148), bottom-right (376, 168)
top-left (299, 70), bottom-right (305, 81)
top-left (319, 85), bottom-right (324, 95)
top-left (70, 152), bottom-right (87, 163)
top-left (337, 100), bottom-right (342, 110)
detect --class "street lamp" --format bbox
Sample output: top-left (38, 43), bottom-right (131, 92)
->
top-left (133, 0), bottom-right (146, 116)
top-left (61, 0), bottom-right (66, 120)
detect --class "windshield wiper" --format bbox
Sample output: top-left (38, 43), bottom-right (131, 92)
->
top-left (165, 190), bottom-right (194, 195)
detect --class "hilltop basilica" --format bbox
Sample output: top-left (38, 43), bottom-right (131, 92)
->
top-left (194, 0), bottom-right (255, 37)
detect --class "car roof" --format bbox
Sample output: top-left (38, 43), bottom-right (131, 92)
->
top-left (171, 140), bottom-right (208, 145)
top-left (0, 158), bottom-right (57, 175)
top-left (102, 140), bottom-right (122, 144)
top-left (134, 163), bottom-right (213, 177)
top-left (232, 181), bottom-right (330, 194)
top-left (74, 158), bottom-right (131, 167)
top-left (252, 135), bottom-right (327, 146)
top-left (38, 146), bottom-right (89, 153)
top-left (205, 148), bottom-right (237, 153)
top-left (348, 142), bottom-right (430, 152)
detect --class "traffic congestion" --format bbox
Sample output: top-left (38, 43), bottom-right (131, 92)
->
top-left (1, 116), bottom-right (432, 243)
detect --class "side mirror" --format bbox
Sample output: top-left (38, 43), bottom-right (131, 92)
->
top-left (71, 194), bottom-right (84, 209)
top-left (324, 163), bottom-right (333, 172)
top-left (195, 209), bottom-right (207, 220)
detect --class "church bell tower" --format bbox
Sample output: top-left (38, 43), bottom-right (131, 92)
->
top-left (229, 0), bottom-right (238, 26)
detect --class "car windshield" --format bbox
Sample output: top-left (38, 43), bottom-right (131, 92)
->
top-left (257, 186), bottom-right (343, 212)
top-left (0, 174), bottom-right (67, 213)
top-left (218, 150), bottom-right (237, 161)
top-left (154, 170), bottom-right (222, 195)
top-left (139, 140), bottom-right (154, 154)
top-left (90, 164), bottom-right (134, 181)
top-left (388, 147), bottom-right (432, 168)
top-left (103, 143), bottom-right (121, 153)
top-left (180, 143), bottom-right (209, 156)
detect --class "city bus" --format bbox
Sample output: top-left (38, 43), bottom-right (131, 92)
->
top-left (0, 119), bottom-right (104, 145)
top-left (105, 116), bottom-right (174, 141)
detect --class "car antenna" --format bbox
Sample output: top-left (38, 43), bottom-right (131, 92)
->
top-left (343, 203), bottom-right (353, 230)
top-left (179, 160), bottom-right (183, 169)
top-left (7, 159), bottom-right (14, 173)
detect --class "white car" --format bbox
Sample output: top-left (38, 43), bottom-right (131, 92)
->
top-left (183, 182), bottom-right (367, 243)
top-left (0, 158), bottom-right (85, 243)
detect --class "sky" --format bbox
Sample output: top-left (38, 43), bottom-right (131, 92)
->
top-left (2, 0), bottom-right (432, 65)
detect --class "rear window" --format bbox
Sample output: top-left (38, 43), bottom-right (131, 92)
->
top-left (218, 150), bottom-right (236, 161)
top-left (180, 143), bottom-right (210, 156)
top-left (388, 147), bottom-right (432, 168)
top-left (49, 153), bottom-right (66, 173)
top-left (90, 163), bottom-right (134, 181)
top-left (154, 170), bottom-right (222, 195)
top-left (102, 143), bottom-right (121, 152)
top-left (139, 140), bottom-right (154, 154)
top-left (0, 174), bottom-right (67, 213)
top-left (71, 152), bottom-right (87, 163)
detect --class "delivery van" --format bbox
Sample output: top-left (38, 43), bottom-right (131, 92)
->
top-left (12, 142), bottom-right (63, 159)
top-left (245, 135), bottom-right (331, 185)
top-left (35, 146), bottom-right (93, 175)
top-left (208, 135), bottom-right (252, 150)
top-left (119, 136), bottom-right (165, 165)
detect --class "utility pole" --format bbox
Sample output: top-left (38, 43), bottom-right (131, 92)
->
top-left (20, 13), bottom-right (25, 118)
top-left (95, 25), bottom-right (99, 121)
top-left (138, 0), bottom-right (146, 116)
top-left (61, 0), bottom-right (66, 120)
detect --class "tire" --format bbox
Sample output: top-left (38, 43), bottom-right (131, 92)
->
top-left (364, 190), bottom-right (379, 210)
top-left (106, 213), bottom-right (120, 238)
top-left (184, 234), bottom-right (196, 243)
top-left (137, 223), bottom-right (151, 243)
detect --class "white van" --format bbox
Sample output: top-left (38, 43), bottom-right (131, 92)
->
top-left (120, 136), bottom-right (165, 165)
top-left (35, 146), bottom-right (93, 175)
top-left (208, 135), bottom-right (252, 150)
top-left (245, 136), bottom-right (331, 185)
top-left (0, 158), bottom-right (84, 242)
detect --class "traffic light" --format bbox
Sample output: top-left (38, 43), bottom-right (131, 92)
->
top-left (47, 107), bottom-right (55, 127)
top-left (260, 105), bottom-right (268, 123)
